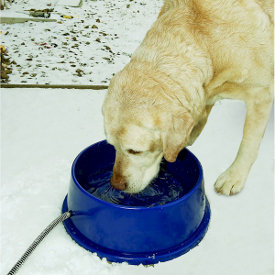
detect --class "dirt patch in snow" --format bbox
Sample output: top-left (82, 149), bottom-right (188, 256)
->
top-left (1, 0), bottom-right (161, 85)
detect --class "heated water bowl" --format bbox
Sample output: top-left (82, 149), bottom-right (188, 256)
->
top-left (62, 140), bottom-right (210, 265)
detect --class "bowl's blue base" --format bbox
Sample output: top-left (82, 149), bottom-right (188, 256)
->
top-left (62, 196), bottom-right (211, 265)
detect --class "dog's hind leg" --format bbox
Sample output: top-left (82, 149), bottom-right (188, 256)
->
top-left (214, 85), bottom-right (273, 195)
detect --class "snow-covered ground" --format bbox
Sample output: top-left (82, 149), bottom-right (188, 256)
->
top-left (1, 0), bottom-right (161, 84)
top-left (1, 88), bottom-right (274, 275)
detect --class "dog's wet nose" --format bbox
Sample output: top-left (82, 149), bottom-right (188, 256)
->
top-left (111, 174), bottom-right (128, 191)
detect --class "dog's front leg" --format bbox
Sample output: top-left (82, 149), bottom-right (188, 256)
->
top-left (214, 86), bottom-right (273, 196)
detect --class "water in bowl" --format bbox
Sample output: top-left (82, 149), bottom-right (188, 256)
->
top-left (87, 163), bottom-right (189, 207)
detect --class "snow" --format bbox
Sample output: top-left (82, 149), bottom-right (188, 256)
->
top-left (1, 0), bottom-right (274, 274)
top-left (1, 88), bottom-right (273, 275)
top-left (1, 0), bottom-right (161, 85)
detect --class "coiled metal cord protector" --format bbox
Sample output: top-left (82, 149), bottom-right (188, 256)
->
top-left (7, 211), bottom-right (72, 275)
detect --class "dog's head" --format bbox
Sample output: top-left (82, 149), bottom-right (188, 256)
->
top-left (102, 69), bottom-right (194, 193)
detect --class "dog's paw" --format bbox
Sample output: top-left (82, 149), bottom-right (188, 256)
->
top-left (214, 167), bottom-right (246, 196)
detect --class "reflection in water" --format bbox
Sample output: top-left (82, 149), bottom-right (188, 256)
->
top-left (87, 166), bottom-right (188, 207)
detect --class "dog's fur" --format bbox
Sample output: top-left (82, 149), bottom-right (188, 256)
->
top-left (102, 0), bottom-right (274, 195)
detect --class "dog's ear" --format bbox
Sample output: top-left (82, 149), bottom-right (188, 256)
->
top-left (161, 112), bottom-right (194, 162)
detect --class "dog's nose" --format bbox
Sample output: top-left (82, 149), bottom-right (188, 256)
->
top-left (110, 174), bottom-right (128, 191)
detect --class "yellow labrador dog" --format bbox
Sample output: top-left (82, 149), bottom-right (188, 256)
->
top-left (102, 0), bottom-right (273, 195)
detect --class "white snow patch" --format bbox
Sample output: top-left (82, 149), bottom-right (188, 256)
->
top-left (1, 0), bottom-right (161, 85)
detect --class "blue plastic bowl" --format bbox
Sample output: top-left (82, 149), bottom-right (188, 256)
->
top-left (62, 140), bottom-right (210, 265)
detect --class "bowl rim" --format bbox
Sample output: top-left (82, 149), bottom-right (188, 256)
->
top-left (71, 140), bottom-right (204, 210)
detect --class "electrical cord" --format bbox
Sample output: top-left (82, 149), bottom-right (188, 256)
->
top-left (6, 211), bottom-right (72, 275)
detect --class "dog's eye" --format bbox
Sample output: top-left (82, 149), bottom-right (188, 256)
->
top-left (127, 149), bottom-right (142, 155)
